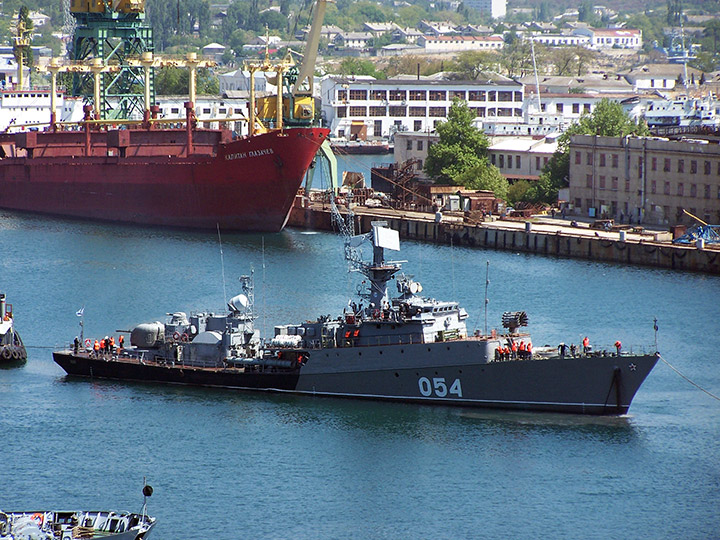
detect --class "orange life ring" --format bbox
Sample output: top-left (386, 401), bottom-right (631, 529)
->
top-left (172, 331), bottom-right (181, 341)
top-left (181, 333), bottom-right (189, 342)
top-left (31, 513), bottom-right (44, 526)
top-left (84, 338), bottom-right (92, 348)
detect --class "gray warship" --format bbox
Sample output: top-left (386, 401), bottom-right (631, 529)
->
top-left (54, 222), bottom-right (658, 415)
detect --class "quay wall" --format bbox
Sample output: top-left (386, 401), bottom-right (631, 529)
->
top-left (288, 206), bottom-right (720, 275)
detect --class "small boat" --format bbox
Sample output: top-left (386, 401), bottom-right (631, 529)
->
top-left (0, 293), bottom-right (26, 366)
top-left (0, 511), bottom-right (155, 540)
top-left (53, 222), bottom-right (658, 415)
top-left (0, 487), bottom-right (156, 540)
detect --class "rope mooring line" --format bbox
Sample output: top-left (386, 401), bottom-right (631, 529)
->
top-left (659, 354), bottom-right (720, 402)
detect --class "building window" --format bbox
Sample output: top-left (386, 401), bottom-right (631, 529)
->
top-left (337, 108), bottom-right (347, 118)
top-left (388, 106), bottom-right (406, 116)
top-left (556, 103), bottom-right (564, 113)
top-left (488, 91), bottom-right (497, 101)
top-left (690, 160), bottom-right (697, 174)
top-left (678, 160), bottom-right (684, 173)
top-left (337, 89), bottom-right (347, 101)
top-left (586, 174), bottom-right (593, 188)
top-left (599, 154), bottom-right (606, 167)
top-left (429, 90), bottom-right (446, 101)
top-left (370, 90), bottom-right (386, 100)
top-left (652, 157), bottom-right (657, 171)
top-left (389, 90), bottom-right (406, 101)
top-left (690, 184), bottom-right (697, 197)
top-left (406, 139), bottom-right (413, 150)
top-left (677, 182), bottom-right (684, 196)
top-left (468, 90), bottom-right (485, 101)
top-left (491, 154), bottom-right (496, 165)
top-left (586, 152), bottom-right (593, 165)
top-left (499, 155), bottom-right (505, 168)
top-left (498, 91), bottom-right (513, 102)
top-left (612, 176), bottom-right (618, 190)
top-left (428, 106), bottom-right (446, 117)
top-left (515, 155), bottom-right (520, 169)
top-left (409, 90), bottom-right (426, 101)
top-left (536, 156), bottom-right (541, 170)
top-left (625, 179), bottom-right (630, 192)
top-left (599, 175), bottom-right (606, 189)
top-left (409, 106), bottom-right (425, 117)
top-left (705, 184), bottom-right (711, 199)
top-left (651, 180), bottom-right (656, 194)
top-left (369, 106), bottom-right (386, 116)
top-left (472, 107), bottom-right (486, 117)
top-left (451, 90), bottom-right (466, 100)
top-left (417, 140), bottom-right (423, 151)
top-left (612, 154), bottom-right (618, 168)
top-left (349, 89), bottom-right (367, 100)
top-left (572, 103), bottom-right (579, 114)
top-left (583, 104), bottom-right (591, 113)
top-left (507, 155), bottom-right (512, 169)
top-left (664, 181), bottom-right (670, 195)
top-left (664, 158), bottom-right (671, 172)
top-left (704, 161), bottom-right (711, 175)
top-left (414, 120), bottom-right (422, 131)
top-left (575, 152), bottom-right (581, 165)
top-left (575, 198), bottom-right (582, 208)
top-left (349, 106), bottom-right (367, 116)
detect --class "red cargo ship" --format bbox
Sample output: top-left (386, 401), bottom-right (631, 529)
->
top-left (0, 125), bottom-right (328, 231)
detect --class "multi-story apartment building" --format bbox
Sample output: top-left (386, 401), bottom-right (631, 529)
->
top-left (568, 135), bottom-right (720, 225)
top-left (463, 0), bottom-right (507, 19)
top-left (321, 75), bottom-right (524, 139)
top-left (573, 28), bottom-right (642, 50)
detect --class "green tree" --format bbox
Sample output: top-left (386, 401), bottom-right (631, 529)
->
top-left (450, 50), bottom-right (497, 80)
top-left (456, 161), bottom-right (508, 199)
top-left (424, 100), bottom-right (490, 185)
top-left (338, 58), bottom-right (384, 78)
top-left (507, 179), bottom-right (531, 205)
top-left (531, 99), bottom-right (650, 204)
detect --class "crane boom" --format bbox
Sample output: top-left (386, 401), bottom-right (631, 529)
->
top-left (292, 0), bottom-right (330, 97)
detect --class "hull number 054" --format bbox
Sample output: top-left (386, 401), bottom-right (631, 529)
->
top-left (418, 377), bottom-right (462, 398)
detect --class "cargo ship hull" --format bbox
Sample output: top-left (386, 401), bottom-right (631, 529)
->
top-left (53, 347), bottom-right (658, 415)
top-left (0, 127), bottom-right (329, 231)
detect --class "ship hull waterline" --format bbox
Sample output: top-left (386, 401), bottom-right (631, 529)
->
top-left (53, 348), bottom-right (659, 415)
top-left (0, 127), bottom-right (329, 232)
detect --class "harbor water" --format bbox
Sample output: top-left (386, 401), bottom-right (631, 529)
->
top-left (1, 210), bottom-right (719, 539)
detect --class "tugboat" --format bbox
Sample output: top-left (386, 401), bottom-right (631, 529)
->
top-left (0, 293), bottom-right (26, 366)
top-left (0, 485), bottom-right (155, 540)
top-left (53, 222), bottom-right (659, 415)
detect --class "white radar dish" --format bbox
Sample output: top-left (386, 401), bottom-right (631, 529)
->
top-left (373, 226), bottom-right (400, 251)
top-left (228, 294), bottom-right (249, 311)
top-left (409, 282), bottom-right (419, 294)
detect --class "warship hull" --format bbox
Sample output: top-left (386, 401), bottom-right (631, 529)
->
top-left (53, 343), bottom-right (658, 415)
top-left (0, 127), bottom-right (329, 232)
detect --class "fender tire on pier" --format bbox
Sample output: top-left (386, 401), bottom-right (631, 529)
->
top-left (1, 347), bottom-right (11, 360)
top-left (11, 348), bottom-right (20, 360)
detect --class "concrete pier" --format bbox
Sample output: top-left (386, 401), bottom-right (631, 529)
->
top-left (288, 203), bottom-right (720, 275)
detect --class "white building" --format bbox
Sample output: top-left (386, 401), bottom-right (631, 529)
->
top-left (463, 0), bottom-right (507, 19)
top-left (418, 35), bottom-right (504, 53)
top-left (528, 33), bottom-right (590, 47)
top-left (487, 136), bottom-right (558, 179)
top-left (218, 69), bottom-right (277, 94)
top-left (320, 75), bottom-right (523, 139)
top-left (0, 89), bottom-right (84, 131)
top-left (573, 28), bottom-right (642, 50)
top-left (334, 32), bottom-right (374, 50)
top-left (621, 63), bottom-right (704, 91)
top-left (0, 54), bottom-right (30, 89)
